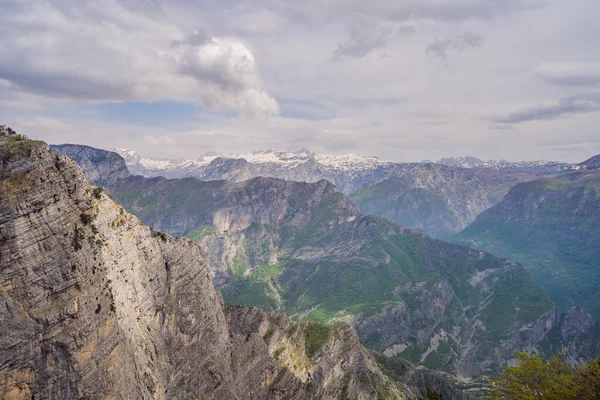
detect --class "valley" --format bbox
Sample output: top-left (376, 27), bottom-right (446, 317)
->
top-left (53, 143), bottom-right (599, 380)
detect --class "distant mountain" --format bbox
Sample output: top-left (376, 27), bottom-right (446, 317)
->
top-left (437, 156), bottom-right (574, 173)
top-left (55, 143), bottom-right (582, 240)
top-left (116, 148), bottom-right (414, 195)
top-left (350, 162), bottom-right (578, 238)
top-left (51, 144), bottom-right (131, 185)
top-left (577, 154), bottom-right (600, 170)
top-left (118, 149), bottom-right (575, 194)
top-left (113, 148), bottom-right (578, 237)
top-left (350, 164), bottom-right (495, 238)
top-left (453, 155), bottom-right (600, 318)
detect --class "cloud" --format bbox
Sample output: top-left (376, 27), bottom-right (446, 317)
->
top-left (426, 32), bottom-right (484, 60)
top-left (0, 0), bottom-right (278, 117)
top-left (534, 62), bottom-right (600, 86)
top-left (334, 14), bottom-right (412, 59)
top-left (273, 0), bottom-right (543, 24)
top-left (227, 8), bottom-right (286, 35)
top-left (494, 93), bottom-right (600, 124)
top-left (257, 0), bottom-right (534, 59)
top-left (171, 29), bottom-right (214, 47)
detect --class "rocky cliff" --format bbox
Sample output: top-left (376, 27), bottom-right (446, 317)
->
top-left (0, 136), bottom-right (402, 399)
top-left (51, 144), bottom-right (131, 186)
top-left (106, 173), bottom-right (557, 378)
top-left (350, 164), bottom-right (493, 237)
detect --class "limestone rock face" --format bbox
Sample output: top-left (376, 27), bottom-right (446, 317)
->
top-left (0, 137), bottom-right (401, 399)
top-left (50, 144), bottom-right (131, 186)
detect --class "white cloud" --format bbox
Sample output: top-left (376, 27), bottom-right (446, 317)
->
top-left (0, 0), bottom-right (278, 117)
top-left (3, 0), bottom-right (600, 163)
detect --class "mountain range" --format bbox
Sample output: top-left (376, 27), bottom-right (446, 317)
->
top-left (114, 148), bottom-right (574, 237)
top-left (51, 143), bottom-right (599, 380)
top-left (436, 156), bottom-right (574, 172)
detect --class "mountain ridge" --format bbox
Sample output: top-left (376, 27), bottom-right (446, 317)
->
top-left (50, 142), bottom-right (599, 378)
top-left (453, 161), bottom-right (600, 319)
top-left (104, 165), bottom-right (560, 377)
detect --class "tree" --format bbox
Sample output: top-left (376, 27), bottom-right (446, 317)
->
top-left (487, 352), bottom-right (600, 400)
top-left (420, 388), bottom-right (443, 400)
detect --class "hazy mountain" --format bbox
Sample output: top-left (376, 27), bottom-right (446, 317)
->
top-left (453, 155), bottom-right (600, 318)
top-left (1, 135), bottom-right (406, 399)
top-left (350, 162), bottom-right (577, 237)
top-left (437, 156), bottom-right (574, 173)
top-left (350, 164), bottom-right (494, 237)
top-left (112, 148), bottom-right (575, 237)
top-left (51, 143), bottom-right (131, 186)
top-left (115, 148), bottom-right (417, 195)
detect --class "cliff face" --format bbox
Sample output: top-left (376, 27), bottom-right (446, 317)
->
top-left (350, 164), bottom-right (494, 238)
top-left (453, 166), bottom-right (600, 318)
top-left (0, 137), bottom-right (401, 399)
top-left (50, 144), bottom-right (131, 186)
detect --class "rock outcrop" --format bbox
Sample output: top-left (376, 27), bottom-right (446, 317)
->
top-left (0, 136), bottom-right (401, 399)
top-left (50, 144), bottom-right (131, 186)
top-left (350, 164), bottom-right (494, 237)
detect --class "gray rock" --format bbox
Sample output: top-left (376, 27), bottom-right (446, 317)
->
top-left (50, 144), bottom-right (131, 186)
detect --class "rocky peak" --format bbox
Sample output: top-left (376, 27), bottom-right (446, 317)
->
top-left (560, 307), bottom-right (596, 340)
top-left (436, 156), bottom-right (574, 172)
top-left (578, 154), bottom-right (600, 170)
top-left (51, 143), bottom-right (131, 186)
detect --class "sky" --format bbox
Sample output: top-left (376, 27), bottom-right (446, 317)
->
top-left (1, 0), bottom-right (600, 162)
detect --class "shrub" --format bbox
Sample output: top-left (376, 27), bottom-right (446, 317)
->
top-left (72, 228), bottom-right (83, 251)
top-left (80, 213), bottom-right (93, 225)
top-left (304, 322), bottom-right (331, 358)
top-left (92, 186), bottom-right (104, 199)
top-left (487, 352), bottom-right (600, 400)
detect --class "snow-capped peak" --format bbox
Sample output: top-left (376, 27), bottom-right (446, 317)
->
top-left (436, 156), bottom-right (574, 171)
